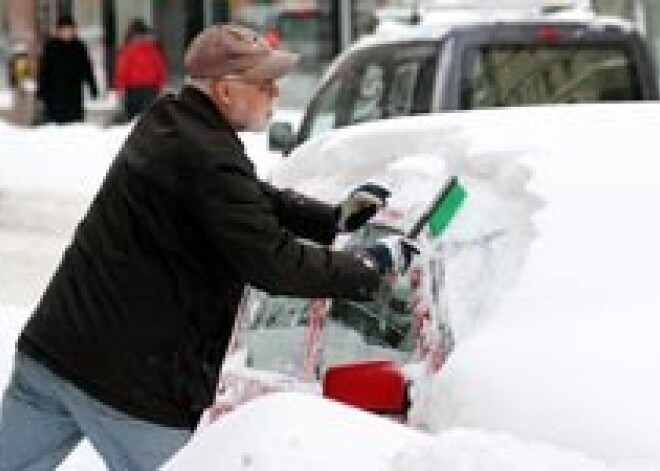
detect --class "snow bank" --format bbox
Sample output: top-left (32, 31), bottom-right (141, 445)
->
top-left (0, 116), bottom-right (286, 196)
top-left (165, 392), bottom-right (431, 470)
top-left (0, 121), bottom-right (128, 194)
top-left (428, 311), bottom-right (660, 469)
top-left (167, 392), bottom-right (639, 470)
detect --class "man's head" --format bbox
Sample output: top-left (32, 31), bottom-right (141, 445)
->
top-left (56, 15), bottom-right (77, 42)
top-left (184, 24), bottom-right (298, 132)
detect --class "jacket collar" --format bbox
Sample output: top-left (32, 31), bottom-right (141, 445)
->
top-left (179, 85), bottom-right (244, 150)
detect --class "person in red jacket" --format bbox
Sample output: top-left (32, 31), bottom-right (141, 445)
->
top-left (113, 19), bottom-right (167, 121)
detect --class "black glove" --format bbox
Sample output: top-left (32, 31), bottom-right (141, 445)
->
top-left (361, 236), bottom-right (420, 275)
top-left (336, 183), bottom-right (390, 232)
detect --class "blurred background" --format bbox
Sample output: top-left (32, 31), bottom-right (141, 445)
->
top-left (0, 0), bottom-right (659, 125)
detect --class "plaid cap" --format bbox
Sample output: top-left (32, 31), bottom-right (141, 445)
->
top-left (184, 24), bottom-right (298, 80)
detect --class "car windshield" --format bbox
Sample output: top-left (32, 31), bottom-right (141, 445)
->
top-left (236, 224), bottom-right (414, 379)
top-left (460, 43), bottom-right (642, 108)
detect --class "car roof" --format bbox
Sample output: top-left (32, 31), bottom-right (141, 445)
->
top-left (357, 8), bottom-right (638, 51)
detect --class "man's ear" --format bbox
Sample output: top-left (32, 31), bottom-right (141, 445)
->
top-left (211, 79), bottom-right (232, 108)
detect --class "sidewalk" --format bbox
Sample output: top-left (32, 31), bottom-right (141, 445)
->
top-left (0, 87), bottom-right (119, 127)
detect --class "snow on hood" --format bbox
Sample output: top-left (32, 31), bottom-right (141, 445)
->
top-left (271, 109), bottom-right (540, 341)
top-left (269, 103), bottom-right (660, 468)
top-left (394, 103), bottom-right (660, 467)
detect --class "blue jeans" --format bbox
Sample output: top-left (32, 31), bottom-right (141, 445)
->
top-left (0, 352), bottom-right (191, 470)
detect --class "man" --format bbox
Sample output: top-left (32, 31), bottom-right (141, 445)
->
top-left (0, 24), bottom-right (413, 469)
top-left (36, 14), bottom-right (98, 124)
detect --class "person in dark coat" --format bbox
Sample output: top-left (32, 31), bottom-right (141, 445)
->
top-left (113, 18), bottom-right (167, 121)
top-left (36, 14), bottom-right (98, 124)
top-left (0, 24), bottom-right (414, 469)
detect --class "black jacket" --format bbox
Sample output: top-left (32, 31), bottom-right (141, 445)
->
top-left (37, 37), bottom-right (98, 123)
top-left (18, 87), bottom-right (381, 429)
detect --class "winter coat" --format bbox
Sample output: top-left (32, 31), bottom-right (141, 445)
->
top-left (113, 36), bottom-right (167, 120)
top-left (37, 37), bottom-right (98, 123)
top-left (113, 36), bottom-right (166, 92)
top-left (18, 86), bottom-right (381, 429)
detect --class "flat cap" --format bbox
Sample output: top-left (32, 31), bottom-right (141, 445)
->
top-left (184, 24), bottom-right (298, 80)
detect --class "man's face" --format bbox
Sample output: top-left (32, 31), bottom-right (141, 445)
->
top-left (212, 77), bottom-right (279, 132)
top-left (57, 25), bottom-right (76, 42)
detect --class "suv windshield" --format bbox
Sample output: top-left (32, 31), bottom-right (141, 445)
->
top-left (460, 43), bottom-right (642, 108)
top-left (299, 42), bottom-right (438, 142)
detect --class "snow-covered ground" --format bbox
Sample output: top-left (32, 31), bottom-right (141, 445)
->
top-left (1, 103), bottom-right (660, 469)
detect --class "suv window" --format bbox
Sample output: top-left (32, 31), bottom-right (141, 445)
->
top-left (460, 44), bottom-right (642, 108)
top-left (299, 43), bottom-right (438, 143)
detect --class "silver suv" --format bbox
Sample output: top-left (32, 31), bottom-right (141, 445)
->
top-left (270, 9), bottom-right (659, 153)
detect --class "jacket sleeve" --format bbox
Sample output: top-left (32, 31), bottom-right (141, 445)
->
top-left (259, 181), bottom-right (338, 246)
top-left (190, 162), bottom-right (381, 301)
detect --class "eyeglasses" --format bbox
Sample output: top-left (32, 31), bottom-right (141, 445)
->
top-left (220, 75), bottom-right (277, 94)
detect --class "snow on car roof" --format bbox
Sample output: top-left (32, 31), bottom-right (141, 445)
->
top-left (361, 8), bottom-right (637, 49)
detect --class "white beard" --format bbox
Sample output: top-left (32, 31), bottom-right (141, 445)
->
top-left (233, 103), bottom-right (272, 132)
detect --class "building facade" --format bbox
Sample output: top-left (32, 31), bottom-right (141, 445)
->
top-left (2, 1), bottom-right (659, 94)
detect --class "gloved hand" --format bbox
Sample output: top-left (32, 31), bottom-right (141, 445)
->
top-left (336, 183), bottom-right (390, 232)
top-left (361, 235), bottom-right (420, 275)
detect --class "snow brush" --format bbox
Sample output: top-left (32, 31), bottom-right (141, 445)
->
top-left (373, 176), bottom-right (467, 313)
top-left (408, 176), bottom-right (467, 240)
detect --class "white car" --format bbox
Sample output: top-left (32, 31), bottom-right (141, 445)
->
top-left (181, 102), bottom-right (660, 469)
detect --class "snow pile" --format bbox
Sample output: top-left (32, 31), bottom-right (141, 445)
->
top-left (0, 119), bottom-right (284, 196)
top-left (167, 392), bottom-right (644, 471)
top-left (428, 311), bottom-right (660, 468)
top-left (267, 103), bottom-right (660, 468)
top-left (271, 114), bottom-right (540, 341)
top-left (416, 428), bottom-right (649, 471)
top-left (415, 103), bottom-right (660, 468)
top-left (0, 121), bottom-right (127, 194)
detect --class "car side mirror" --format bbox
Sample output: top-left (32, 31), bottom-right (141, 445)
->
top-left (322, 359), bottom-right (408, 415)
top-left (268, 121), bottom-right (296, 154)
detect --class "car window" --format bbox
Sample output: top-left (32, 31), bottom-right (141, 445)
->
top-left (306, 78), bottom-right (342, 138)
top-left (352, 63), bottom-right (386, 123)
top-left (460, 44), bottom-right (642, 108)
top-left (299, 42), bottom-right (438, 143)
top-left (387, 61), bottom-right (424, 117)
top-left (238, 224), bottom-right (413, 378)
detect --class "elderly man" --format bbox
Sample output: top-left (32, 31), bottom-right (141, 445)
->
top-left (0, 24), bottom-right (412, 469)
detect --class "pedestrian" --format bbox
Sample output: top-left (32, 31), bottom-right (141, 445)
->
top-left (113, 18), bottom-right (167, 122)
top-left (0, 24), bottom-right (414, 469)
top-left (36, 14), bottom-right (98, 124)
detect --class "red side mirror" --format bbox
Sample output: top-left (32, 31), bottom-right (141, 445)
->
top-left (322, 359), bottom-right (408, 415)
